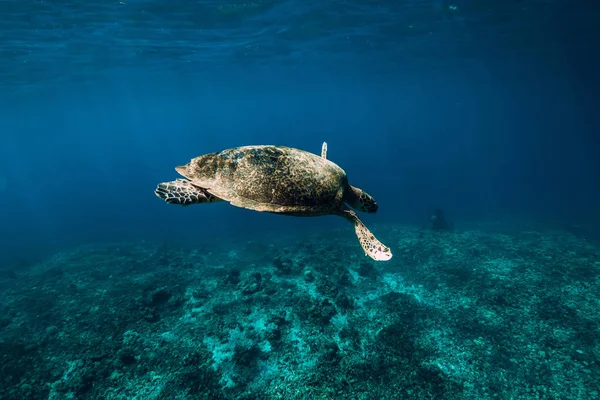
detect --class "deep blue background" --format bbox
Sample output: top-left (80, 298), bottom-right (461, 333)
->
top-left (0, 1), bottom-right (598, 264)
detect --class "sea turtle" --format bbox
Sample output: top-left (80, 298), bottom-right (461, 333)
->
top-left (154, 142), bottom-right (392, 261)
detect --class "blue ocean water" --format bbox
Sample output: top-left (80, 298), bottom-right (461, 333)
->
top-left (0, 0), bottom-right (596, 252)
top-left (1, 1), bottom-right (599, 399)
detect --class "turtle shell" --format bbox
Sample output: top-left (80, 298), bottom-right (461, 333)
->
top-left (175, 145), bottom-right (347, 214)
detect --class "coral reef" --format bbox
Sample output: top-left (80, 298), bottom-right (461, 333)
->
top-left (1, 223), bottom-right (599, 399)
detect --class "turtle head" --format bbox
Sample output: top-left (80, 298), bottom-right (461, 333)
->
top-left (345, 185), bottom-right (378, 213)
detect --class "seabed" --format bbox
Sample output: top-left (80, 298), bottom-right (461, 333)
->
top-left (1, 222), bottom-right (599, 399)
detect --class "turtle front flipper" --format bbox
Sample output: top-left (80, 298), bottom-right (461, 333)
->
top-left (155, 179), bottom-right (222, 206)
top-left (337, 208), bottom-right (392, 261)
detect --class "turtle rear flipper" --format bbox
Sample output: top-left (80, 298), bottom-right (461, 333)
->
top-left (155, 179), bottom-right (222, 206)
top-left (338, 209), bottom-right (392, 261)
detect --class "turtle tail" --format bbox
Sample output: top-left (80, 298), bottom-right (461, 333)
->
top-left (155, 179), bottom-right (222, 206)
top-left (337, 209), bottom-right (392, 261)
